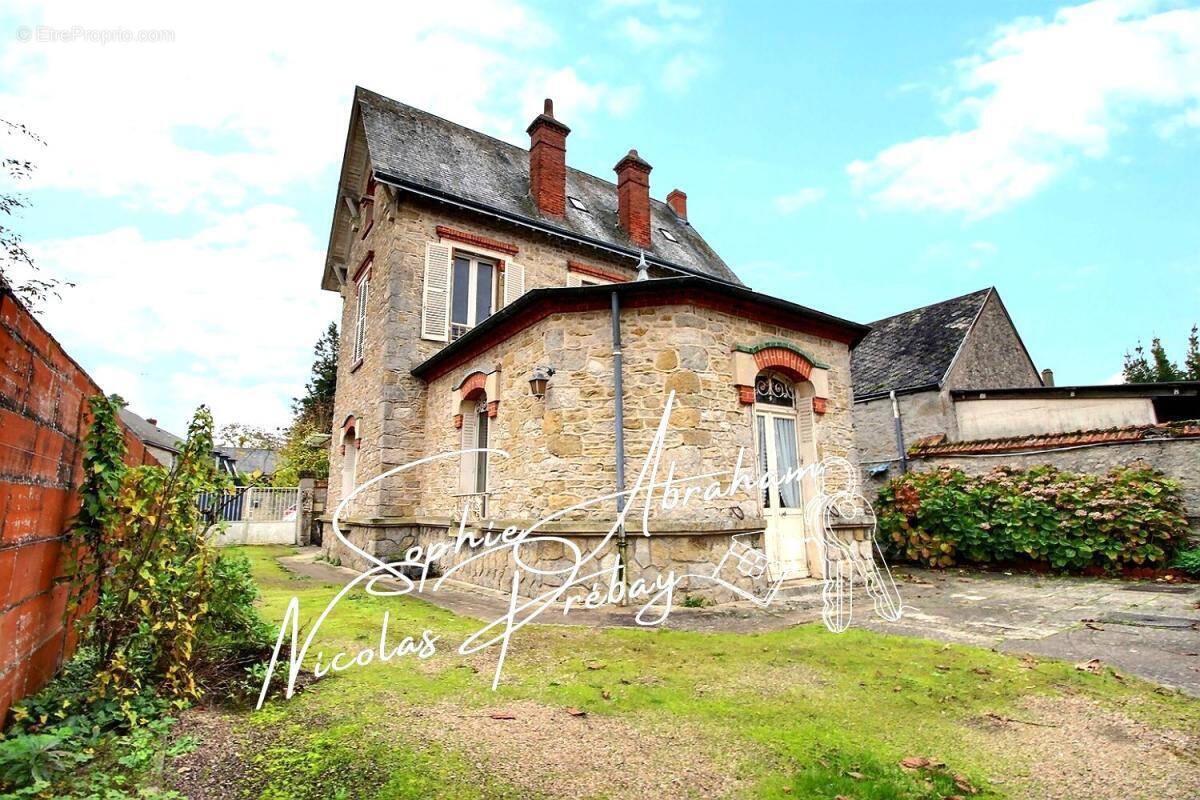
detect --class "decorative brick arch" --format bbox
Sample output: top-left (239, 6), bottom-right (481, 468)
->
top-left (452, 370), bottom-right (499, 428)
top-left (732, 342), bottom-right (830, 414)
top-left (753, 346), bottom-right (814, 383)
top-left (339, 414), bottom-right (361, 454)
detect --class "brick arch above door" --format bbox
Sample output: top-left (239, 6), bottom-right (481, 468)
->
top-left (732, 342), bottom-right (831, 413)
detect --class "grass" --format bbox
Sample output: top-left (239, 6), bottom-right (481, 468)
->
top-left (211, 546), bottom-right (1199, 799)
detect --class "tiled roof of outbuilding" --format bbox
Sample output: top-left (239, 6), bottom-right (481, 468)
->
top-left (355, 87), bottom-right (741, 285)
top-left (908, 420), bottom-right (1200, 457)
top-left (851, 288), bottom-right (992, 400)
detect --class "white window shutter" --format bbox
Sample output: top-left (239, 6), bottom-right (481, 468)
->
top-left (458, 409), bottom-right (478, 494)
top-left (422, 242), bottom-right (452, 341)
top-left (797, 397), bottom-right (820, 511)
top-left (504, 262), bottom-right (525, 306)
top-left (566, 272), bottom-right (582, 288)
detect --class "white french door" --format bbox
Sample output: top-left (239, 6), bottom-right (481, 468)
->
top-left (756, 408), bottom-right (809, 578)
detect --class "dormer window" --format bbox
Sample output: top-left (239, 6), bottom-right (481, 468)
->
top-left (659, 228), bottom-right (678, 243)
top-left (568, 196), bottom-right (588, 212)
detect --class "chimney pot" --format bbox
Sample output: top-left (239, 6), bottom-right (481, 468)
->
top-left (527, 97), bottom-right (570, 217)
top-left (614, 149), bottom-right (653, 249)
top-left (1041, 368), bottom-right (1054, 387)
top-left (146, 418), bottom-right (158, 426)
top-left (666, 189), bottom-right (687, 220)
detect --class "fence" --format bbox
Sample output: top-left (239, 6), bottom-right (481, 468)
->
top-left (202, 487), bottom-right (301, 546)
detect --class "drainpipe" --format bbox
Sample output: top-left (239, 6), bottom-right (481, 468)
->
top-left (890, 390), bottom-right (908, 474)
top-left (611, 290), bottom-right (628, 600)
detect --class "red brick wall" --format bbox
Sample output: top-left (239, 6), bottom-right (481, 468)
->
top-left (0, 290), bottom-right (155, 720)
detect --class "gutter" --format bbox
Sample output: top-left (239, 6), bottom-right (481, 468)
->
top-left (610, 290), bottom-right (628, 601)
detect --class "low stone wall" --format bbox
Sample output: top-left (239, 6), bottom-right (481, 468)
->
top-left (319, 518), bottom-right (775, 604)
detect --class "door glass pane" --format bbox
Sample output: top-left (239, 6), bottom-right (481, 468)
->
top-left (475, 262), bottom-right (494, 324)
top-left (756, 414), bottom-right (770, 508)
top-left (773, 417), bottom-right (802, 508)
top-left (451, 256), bottom-right (471, 325)
top-left (475, 408), bottom-right (489, 493)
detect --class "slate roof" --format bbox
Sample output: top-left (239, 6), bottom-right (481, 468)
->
top-left (851, 288), bottom-right (992, 400)
top-left (216, 446), bottom-right (281, 476)
top-left (118, 408), bottom-right (184, 454)
top-left (909, 420), bottom-right (1200, 457)
top-left (355, 87), bottom-right (741, 285)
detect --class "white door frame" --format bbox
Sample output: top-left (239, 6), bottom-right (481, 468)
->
top-left (755, 404), bottom-right (809, 579)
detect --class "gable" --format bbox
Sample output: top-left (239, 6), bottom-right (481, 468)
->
top-left (943, 291), bottom-right (1041, 390)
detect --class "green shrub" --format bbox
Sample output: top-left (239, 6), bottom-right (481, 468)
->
top-left (1173, 546), bottom-right (1200, 576)
top-left (877, 464), bottom-right (1188, 572)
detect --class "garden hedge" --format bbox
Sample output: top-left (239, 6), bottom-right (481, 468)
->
top-left (876, 464), bottom-right (1189, 572)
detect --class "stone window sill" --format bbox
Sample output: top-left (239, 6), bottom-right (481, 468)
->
top-left (350, 358), bottom-right (364, 374)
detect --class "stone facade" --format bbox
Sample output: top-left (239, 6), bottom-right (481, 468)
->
top-left (853, 291), bottom-right (1041, 487)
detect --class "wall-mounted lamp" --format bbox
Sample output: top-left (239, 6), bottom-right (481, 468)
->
top-left (528, 366), bottom-right (556, 399)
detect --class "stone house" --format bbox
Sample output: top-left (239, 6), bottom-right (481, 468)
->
top-left (852, 289), bottom-right (1200, 531)
top-left (851, 287), bottom-right (1043, 481)
top-left (317, 88), bottom-right (873, 600)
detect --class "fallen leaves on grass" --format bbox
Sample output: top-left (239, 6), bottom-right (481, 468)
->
top-left (1075, 658), bottom-right (1104, 674)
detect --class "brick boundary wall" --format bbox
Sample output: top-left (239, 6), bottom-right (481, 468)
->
top-left (0, 289), bottom-right (156, 720)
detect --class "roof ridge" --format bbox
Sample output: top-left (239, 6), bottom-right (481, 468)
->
top-left (867, 286), bottom-right (992, 327)
top-left (355, 86), bottom-right (680, 209)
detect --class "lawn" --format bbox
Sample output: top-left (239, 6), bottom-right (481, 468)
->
top-left (162, 546), bottom-right (1200, 799)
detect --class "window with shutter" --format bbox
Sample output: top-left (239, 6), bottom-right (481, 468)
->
top-left (353, 272), bottom-right (368, 362)
top-left (458, 404), bottom-right (478, 494)
top-left (796, 396), bottom-right (819, 513)
top-left (503, 262), bottom-right (525, 305)
top-left (422, 242), bottom-right (453, 341)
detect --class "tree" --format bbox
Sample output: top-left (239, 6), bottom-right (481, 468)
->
top-left (1, 119), bottom-right (70, 307)
top-left (292, 322), bottom-right (338, 431)
top-left (1122, 327), bottom-right (1199, 383)
top-left (216, 423), bottom-right (283, 450)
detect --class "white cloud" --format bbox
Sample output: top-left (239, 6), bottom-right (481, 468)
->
top-left (25, 205), bottom-right (338, 432)
top-left (1, 1), bottom-right (632, 211)
top-left (661, 52), bottom-right (711, 93)
top-left (848, 0), bottom-right (1200, 217)
top-left (774, 187), bottom-right (826, 214)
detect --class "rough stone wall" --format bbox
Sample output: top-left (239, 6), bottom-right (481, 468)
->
top-left (327, 194), bottom-right (650, 520)
top-left (914, 438), bottom-right (1200, 533)
top-left (944, 292), bottom-right (1041, 391)
top-left (324, 522), bottom-right (772, 604)
top-left (414, 303), bottom-right (855, 526)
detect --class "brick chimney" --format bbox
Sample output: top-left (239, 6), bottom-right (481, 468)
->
top-left (146, 418), bottom-right (158, 426)
top-left (527, 98), bottom-right (570, 217)
top-left (614, 149), bottom-right (652, 248)
top-left (666, 189), bottom-right (687, 220)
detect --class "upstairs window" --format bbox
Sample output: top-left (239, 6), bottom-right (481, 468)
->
top-left (353, 271), bottom-right (368, 362)
top-left (450, 252), bottom-right (496, 340)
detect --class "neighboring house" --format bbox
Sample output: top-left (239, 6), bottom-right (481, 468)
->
top-left (118, 409), bottom-right (184, 468)
top-left (852, 290), bottom-right (1200, 531)
top-left (317, 88), bottom-right (874, 599)
top-left (851, 287), bottom-right (1042, 479)
top-left (216, 446), bottom-right (281, 477)
top-left (119, 408), bottom-right (238, 475)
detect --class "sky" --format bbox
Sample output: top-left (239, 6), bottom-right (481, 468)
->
top-left (1, 0), bottom-right (1198, 435)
